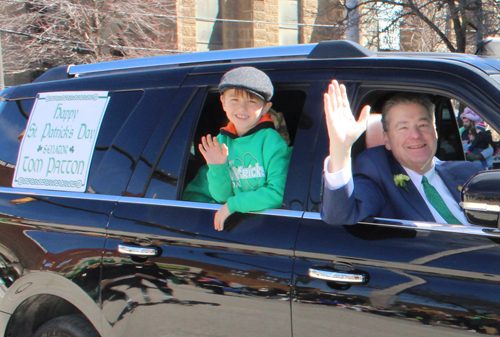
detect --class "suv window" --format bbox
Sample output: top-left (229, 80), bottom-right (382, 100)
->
top-left (0, 99), bottom-right (35, 187)
top-left (309, 86), bottom-right (487, 213)
top-left (144, 88), bottom-right (205, 200)
top-left (0, 91), bottom-right (145, 193)
top-left (85, 90), bottom-right (145, 194)
top-left (145, 86), bottom-right (308, 206)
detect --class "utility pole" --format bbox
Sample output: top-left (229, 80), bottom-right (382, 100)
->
top-left (0, 31), bottom-right (4, 92)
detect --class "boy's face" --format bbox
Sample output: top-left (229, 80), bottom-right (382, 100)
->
top-left (220, 89), bottom-right (272, 136)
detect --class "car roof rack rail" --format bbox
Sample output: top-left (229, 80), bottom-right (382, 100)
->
top-left (68, 44), bottom-right (318, 77)
top-left (33, 40), bottom-right (374, 82)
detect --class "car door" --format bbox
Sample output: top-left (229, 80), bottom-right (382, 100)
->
top-left (0, 89), bottom-right (152, 336)
top-left (292, 75), bottom-right (500, 337)
top-left (101, 67), bottom-right (320, 337)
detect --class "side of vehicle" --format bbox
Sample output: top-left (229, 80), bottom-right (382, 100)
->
top-left (1, 41), bottom-right (500, 336)
top-left (0, 68), bottom-right (190, 336)
top-left (294, 64), bottom-right (500, 337)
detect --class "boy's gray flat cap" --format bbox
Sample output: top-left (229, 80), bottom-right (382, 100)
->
top-left (219, 66), bottom-right (273, 101)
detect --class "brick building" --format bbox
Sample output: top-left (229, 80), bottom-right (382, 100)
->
top-left (173, 0), bottom-right (473, 54)
top-left (174, 0), bottom-right (346, 52)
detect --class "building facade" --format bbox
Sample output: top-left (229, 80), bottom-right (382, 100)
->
top-left (174, 0), bottom-right (346, 52)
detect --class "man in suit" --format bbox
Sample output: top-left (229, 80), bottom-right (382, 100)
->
top-left (321, 80), bottom-right (482, 226)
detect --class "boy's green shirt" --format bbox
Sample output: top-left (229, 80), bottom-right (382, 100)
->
top-left (183, 126), bottom-right (291, 214)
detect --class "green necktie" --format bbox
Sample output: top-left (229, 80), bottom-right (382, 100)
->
top-left (422, 176), bottom-right (461, 224)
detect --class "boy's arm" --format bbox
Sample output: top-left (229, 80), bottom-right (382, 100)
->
top-left (197, 134), bottom-right (234, 202)
top-left (226, 140), bottom-right (292, 214)
top-left (207, 162), bottom-right (234, 202)
top-left (182, 165), bottom-right (217, 203)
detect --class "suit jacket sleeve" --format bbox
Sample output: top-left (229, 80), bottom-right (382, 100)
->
top-left (321, 151), bottom-right (387, 225)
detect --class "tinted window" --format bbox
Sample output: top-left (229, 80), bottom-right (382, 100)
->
top-left (144, 89), bottom-right (205, 200)
top-left (87, 90), bottom-right (144, 184)
top-left (0, 99), bottom-right (35, 187)
top-left (0, 91), bottom-right (145, 192)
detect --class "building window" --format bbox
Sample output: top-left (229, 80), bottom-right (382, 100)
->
top-left (279, 0), bottom-right (298, 45)
top-left (377, 4), bottom-right (401, 51)
top-left (196, 0), bottom-right (223, 51)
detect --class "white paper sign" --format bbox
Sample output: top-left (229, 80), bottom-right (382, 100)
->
top-left (13, 91), bottom-right (110, 192)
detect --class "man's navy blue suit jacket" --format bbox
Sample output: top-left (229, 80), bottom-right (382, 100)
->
top-left (321, 146), bottom-right (483, 225)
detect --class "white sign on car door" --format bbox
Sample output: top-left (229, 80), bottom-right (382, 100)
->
top-left (13, 91), bottom-right (110, 192)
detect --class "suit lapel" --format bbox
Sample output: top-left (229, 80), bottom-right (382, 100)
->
top-left (387, 152), bottom-right (436, 221)
top-left (435, 164), bottom-right (461, 203)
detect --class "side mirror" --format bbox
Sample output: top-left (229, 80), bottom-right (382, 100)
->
top-left (461, 171), bottom-right (500, 228)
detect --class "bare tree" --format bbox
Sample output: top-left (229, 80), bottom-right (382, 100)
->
top-left (317, 0), bottom-right (500, 53)
top-left (0, 0), bottom-right (178, 79)
top-left (378, 0), bottom-right (500, 52)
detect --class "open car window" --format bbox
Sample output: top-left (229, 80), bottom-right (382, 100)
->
top-left (453, 98), bottom-right (500, 170)
top-left (310, 85), bottom-right (498, 228)
top-left (145, 85), bottom-right (308, 207)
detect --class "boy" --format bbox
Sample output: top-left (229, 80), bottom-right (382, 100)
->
top-left (183, 66), bottom-right (292, 231)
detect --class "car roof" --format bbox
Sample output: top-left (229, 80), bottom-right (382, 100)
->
top-left (31, 40), bottom-right (500, 83)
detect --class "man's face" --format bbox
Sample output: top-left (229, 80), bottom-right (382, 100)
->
top-left (462, 118), bottom-right (472, 130)
top-left (383, 102), bottom-right (438, 174)
top-left (221, 89), bottom-right (272, 136)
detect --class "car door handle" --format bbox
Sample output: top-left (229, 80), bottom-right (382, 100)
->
top-left (118, 243), bottom-right (160, 257)
top-left (309, 267), bottom-right (367, 284)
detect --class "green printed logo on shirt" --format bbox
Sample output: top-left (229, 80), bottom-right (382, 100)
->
top-left (228, 153), bottom-right (266, 189)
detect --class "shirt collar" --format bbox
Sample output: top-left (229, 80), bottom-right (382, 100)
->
top-left (401, 157), bottom-right (437, 186)
top-left (220, 113), bottom-right (275, 139)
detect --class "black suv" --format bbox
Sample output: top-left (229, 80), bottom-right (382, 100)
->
top-left (1, 40), bottom-right (500, 337)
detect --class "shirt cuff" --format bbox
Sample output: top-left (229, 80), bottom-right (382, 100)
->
top-left (323, 156), bottom-right (354, 196)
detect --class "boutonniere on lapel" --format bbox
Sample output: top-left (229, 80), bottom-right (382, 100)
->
top-left (393, 174), bottom-right (410, 192)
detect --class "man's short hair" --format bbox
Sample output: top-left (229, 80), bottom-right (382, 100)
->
top-left (381, 93), bottom-right (435, 132)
